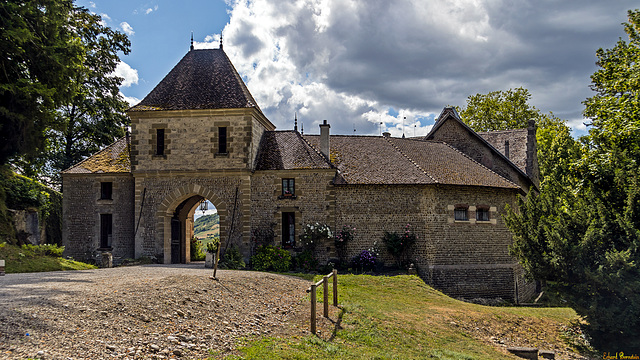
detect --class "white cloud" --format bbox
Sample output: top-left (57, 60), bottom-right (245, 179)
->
top-left (120, 22), bottom-right (134, 36)
top-left (120, 93), bottom-right (141, 107)
top-left (219, 0), bottom-right (635, 136)
top-left (113, 61), bottom-right (139, 88)
top-left (89, 2), bottom-right (96, 8)
top-left (98, 13), bottom-right (111, 27)
top-left (145, 5), bottom-right (159, 15)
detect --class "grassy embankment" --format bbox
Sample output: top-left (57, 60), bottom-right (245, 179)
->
top-left (0, 242), bottom-right (96, 273)
top-left (227, 274), bottom-right (592, 360)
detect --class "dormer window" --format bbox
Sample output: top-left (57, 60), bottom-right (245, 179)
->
top-left (282, 178), bottom-right (295, 196)
top-left (454, 204), bottom-right (469, 221)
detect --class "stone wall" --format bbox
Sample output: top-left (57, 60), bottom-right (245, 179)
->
top-left (11, 209), bottom-right (44, 245)
top-left (62, 174), bottom-right (135, 264)
top-left (129, 108), bottom-right (273, 173)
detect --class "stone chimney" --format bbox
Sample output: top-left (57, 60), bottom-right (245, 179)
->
top-left (526, 120), bottom-right (540, 187)
top-left (320, 120), bottom-right (330, 158)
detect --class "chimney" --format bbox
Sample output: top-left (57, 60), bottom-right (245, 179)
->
top-left (320, 120), bottom-right (330, 158)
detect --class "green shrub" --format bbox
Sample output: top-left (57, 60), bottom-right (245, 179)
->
top-left (299, 222), bottom-right (332, 252)
top-left (18, 243), bottom-right (64, 257)
top-left (251, 245), bottom-right (292, 272)
top-left (206, 237), bottom-right (220, 253)
top-left (292, 250), bottom-right (318, 272)
top-left (221, 245), bottom-right (245, 269)
top-left (190, 237), bottom-right (206, 261)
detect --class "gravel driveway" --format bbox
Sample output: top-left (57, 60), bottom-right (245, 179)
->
top-left (0, 264), bottom-right (317, 359)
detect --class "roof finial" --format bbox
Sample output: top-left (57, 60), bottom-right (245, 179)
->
top-left (220, 33), bottom-right (223, 50)
top-left (294, 113), bottom-right (298, 132)
top-left (190, 31), bottom-right (194, 51)
top-left (301, 121), bottom-right (304, 135)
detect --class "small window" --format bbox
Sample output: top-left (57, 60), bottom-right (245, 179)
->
top-left (454, 206), bottom-right (469, 221)
top-left (282, 178), bottom-right (295, 196)
top-left (476, 206), bottom-right (490, 222)
top-left (218, 127), bottom-right (227, 153)
top-left (100, 214), bottom-right (113, 249)
top-left (100, 182), bottom-right (112, 200)
top-left (156, 128), bottom-right (165, 156)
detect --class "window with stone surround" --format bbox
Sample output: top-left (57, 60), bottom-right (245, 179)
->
top-left (476, 205), bottom-right (490, 222)
top-left (282, 178), bottom-right (295, 196)
top-left (282, 212), bottom-right (295, 248)
top-left (156, 128), bottom-right (165, 156)
top-left (100, 182), bottom-right (112, 200)
top-left (454, 205), bottom-right (469, 221)
top-left (218, 127), bottom-right (227, 154)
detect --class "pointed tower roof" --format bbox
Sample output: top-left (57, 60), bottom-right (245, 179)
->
top-left (130, 49), bottom-right (260, 112)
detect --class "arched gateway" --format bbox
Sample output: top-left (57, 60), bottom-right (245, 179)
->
top-left (158, 185), bottom-right (227, 264)
top-left (62, 44), bottom-right (540, 302)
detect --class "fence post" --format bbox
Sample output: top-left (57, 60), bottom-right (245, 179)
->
top-left (332, 269), bottom-right (338, 306)
top-left (310, 283), bottom-right (317, 335)
top-left (323, 275), bottom-right (329, 317)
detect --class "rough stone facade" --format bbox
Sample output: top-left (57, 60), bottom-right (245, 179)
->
top-left (62, 48), bottom-right (538, 301)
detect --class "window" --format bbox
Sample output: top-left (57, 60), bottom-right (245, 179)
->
top-left (454, 206), bottom-right (469, 221)
top-left (282, 212), bottom-right (295, 248)
top-left (100, 182), bottom-right (112, 200)
top-left (476, 206), bottom-right (490, 222)
top-left (100, 214), bottom-right (113, 249)
top-left (218, 127), bottom-right (227, 153)
top-left (282, 178), bottom-right (295, 196)
top-left (156, 128), bottom-right (165, 156)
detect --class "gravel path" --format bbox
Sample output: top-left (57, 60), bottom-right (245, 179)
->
top-left (0, 264), bottom-right (323, 359)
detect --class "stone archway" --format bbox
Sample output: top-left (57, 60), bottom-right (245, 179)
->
top-left (157, 184), bottom-right (227, 264)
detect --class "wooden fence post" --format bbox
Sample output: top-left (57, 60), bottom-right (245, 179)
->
top-left (310, 283), bottom-right (317, 335)
top-left (323, 275), bottom-right (329, 318)
top-left (332, 269), bottom-right (338, 306)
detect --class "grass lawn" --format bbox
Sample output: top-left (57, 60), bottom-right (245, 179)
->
top-left (227, 274), bottom-right (590, 360)
top-left (0, 242), bottom-right (96, 273)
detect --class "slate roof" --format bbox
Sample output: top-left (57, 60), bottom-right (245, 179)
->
top-left (130, 49), bottom-right (260, 112)
top-left (254, 131), bottom-right (332, 170)
top-left (62, 137), bottom-right (130, 174)
top-left (302, 135), bottom-right (519, 189)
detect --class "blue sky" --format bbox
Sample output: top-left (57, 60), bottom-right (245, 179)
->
top-left (80, 0), bottom-right (637, 138)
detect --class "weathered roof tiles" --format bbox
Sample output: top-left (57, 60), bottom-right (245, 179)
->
top-left (62, 137), bottom-right (130, 174)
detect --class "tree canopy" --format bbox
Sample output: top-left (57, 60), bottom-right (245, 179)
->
top-left (1, 1), bottom-right (131, 186)
top-left (505, 9), bottom-right (640, 351)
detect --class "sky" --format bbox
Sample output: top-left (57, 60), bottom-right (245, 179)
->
top-left (79, 0), bottom-right (638, 139)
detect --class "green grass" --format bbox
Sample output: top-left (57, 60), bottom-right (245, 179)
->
top-left (0, 242), bottom-right (96, 273)
top-left (225, 274), bottom-right (585, 360)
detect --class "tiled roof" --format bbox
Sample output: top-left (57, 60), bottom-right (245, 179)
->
top-left (62, 137), bottom-right (130, 174)
top-left (303, 135), bottom-right (519, 188)
top-left (130, 49), bottom-right (260, 112)
top-left (254, 131), bottom-right (332, 170)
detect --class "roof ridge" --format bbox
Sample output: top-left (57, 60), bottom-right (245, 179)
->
top-left (297, 131), bottom-right (335, 168)
top-left (441, 142), bottom-right (520, 189)
top-left (384, 138), bottom-right (438, 184)
top-left (62, 137), bottom-right (127, 174)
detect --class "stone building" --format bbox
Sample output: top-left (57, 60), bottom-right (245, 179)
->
top-left (62, 46), bottom-right (538, 301)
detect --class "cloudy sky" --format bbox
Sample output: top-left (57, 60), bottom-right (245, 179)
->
top-left (80, 0), bottom-right (637, 137)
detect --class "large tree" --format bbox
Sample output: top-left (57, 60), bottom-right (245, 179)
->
top-left (506, 10), bottom-right (640, 351)
top-left (4, 3), bottom-right (131, 185)
top-left (0, 0), bottom-right (82, 165)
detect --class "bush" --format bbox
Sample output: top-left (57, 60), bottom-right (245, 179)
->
top-left (352, 249), bottom-right (376, 272)
top-left (19, 243), bottom-right (64, 257)
top-left (382, 224), bottom-right (417, 267)
top-left (206, 237), bottom-right (220, 253)
top-left (251, 245), bottom-right (292, 272)
top-left (300, 222), bottom-right (332, 252)
top-left (221, 245), bottom-right (245, 269)
top-left (190, 237), bottom-right (205, 261)
top-left (293, 250), bottom-right (318, 272)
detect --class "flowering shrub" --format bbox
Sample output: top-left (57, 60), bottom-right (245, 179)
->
top-left (299, 222), bottom-right (332, 251)
top-left (352, 249), bottom-right (376, 271)
top-left (292, 250), bottom-right (318, 272)
top-left (251, 245), bottom-right (291, 272)
top-left (382, 224), bottom-right (417, 267)
top-left (335, 225), bottom-right (355, 247)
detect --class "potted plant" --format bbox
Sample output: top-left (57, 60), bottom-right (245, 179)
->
top-left (205, 237), bottom-right (220, 268)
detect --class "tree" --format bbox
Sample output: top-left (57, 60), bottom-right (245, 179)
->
top-left (459, 87), bottom-right (574, 184)
top-left (11, 6), bottom-right (131, 186)
top-left (0, 0), bottom-right (83, 165)
top-left (506, 10), bottom-right (640, 351)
